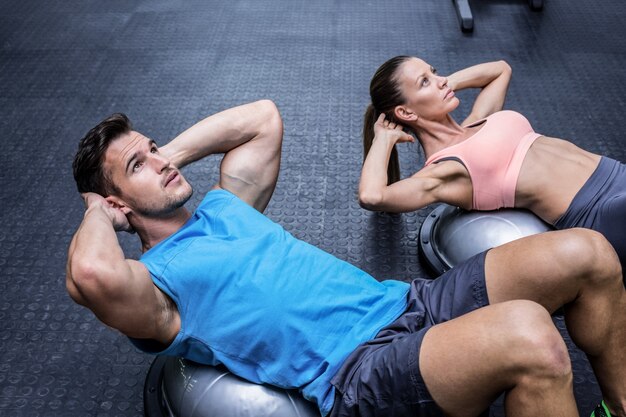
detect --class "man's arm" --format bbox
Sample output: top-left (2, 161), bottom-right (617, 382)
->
top-left (160, 100), bottom-right (283, 212)
top-left (66, 193), bottom-right (173, 342)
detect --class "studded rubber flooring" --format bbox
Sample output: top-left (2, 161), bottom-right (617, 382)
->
top-left (1, 0), bottom-right (625, 416)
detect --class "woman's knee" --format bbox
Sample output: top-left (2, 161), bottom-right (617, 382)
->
top-left (551, 228), bottom-right (621, 285)
top-left (498, 301), bottom-right (572, 379)
top-left (420, 301), bottom-right (570, 412)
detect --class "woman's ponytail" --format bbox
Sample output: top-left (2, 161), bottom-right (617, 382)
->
top-left (365, 56), bottom-right (412, 185)
top-left (362, 104), bottom-right (377, 161)
top-left (387, 140), bottom-right (400, 185)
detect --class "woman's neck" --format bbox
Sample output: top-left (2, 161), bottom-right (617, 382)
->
top-left (413, 114), bottom-right (478, 159)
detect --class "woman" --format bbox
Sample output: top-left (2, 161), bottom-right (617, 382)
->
top-left (359, 56), bottom-right (626, 278)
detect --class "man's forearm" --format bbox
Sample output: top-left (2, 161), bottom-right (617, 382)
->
top-left (160, 100), bottom-right (277, 169)
top-left (159, 99), bottom-right (283, 212)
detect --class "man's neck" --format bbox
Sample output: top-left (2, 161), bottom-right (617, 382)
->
top-left (132, 207), bottom-right (193, 252)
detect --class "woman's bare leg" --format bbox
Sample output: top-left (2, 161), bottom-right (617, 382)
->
top-left (420, 300), bottom-right (577, 417)
top-left (485, 228), bottom-right (626, 415)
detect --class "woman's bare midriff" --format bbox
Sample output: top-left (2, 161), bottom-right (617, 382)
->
top-left (515, 136), bottom-right (601, 224)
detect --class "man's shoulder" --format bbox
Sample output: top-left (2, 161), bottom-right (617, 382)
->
top-left (196, 188), bottom-right (237, 212)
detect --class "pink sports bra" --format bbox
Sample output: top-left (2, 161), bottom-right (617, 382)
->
top-left (424, 110), bottom-right (542, 210)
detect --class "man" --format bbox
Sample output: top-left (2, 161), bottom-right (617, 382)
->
top-left (67, 100), bottom-right (625, 417)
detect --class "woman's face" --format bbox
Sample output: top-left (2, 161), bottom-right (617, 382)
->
top-left (394, 58), bottom-right (459, 122)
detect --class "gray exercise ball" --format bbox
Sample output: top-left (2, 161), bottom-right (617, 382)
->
top-left (144, 356), bottom-right (320, 417)
top-left (419, 204), bottom-right (553, 275)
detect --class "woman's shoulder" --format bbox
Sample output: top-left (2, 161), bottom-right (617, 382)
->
top-left (480, 109), bottom-right (533, 129)
top-left (462, 108), bottom-right (516, 127)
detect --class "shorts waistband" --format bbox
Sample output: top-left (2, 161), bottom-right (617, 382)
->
top-left (554, 156), bottom-right (621, 229)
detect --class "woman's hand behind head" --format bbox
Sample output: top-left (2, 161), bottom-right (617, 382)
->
top-left (374, 113), bottom-right (414, 145)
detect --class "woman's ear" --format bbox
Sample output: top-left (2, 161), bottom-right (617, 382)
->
top-left (394, 105), bottom-right (419, 123)
top-left (106, 195), bottom-right (132, 215)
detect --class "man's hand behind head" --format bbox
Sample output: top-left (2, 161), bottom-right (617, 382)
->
top-left (82, 192), bottom-right (134, 234)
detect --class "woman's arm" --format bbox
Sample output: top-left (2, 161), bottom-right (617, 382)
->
top-left (447, 60), bottom-right (512, 125)
top-left (359, 114), bottom-right (438, 212)
top-left (360, 168), bottom-right (450, 213)
top-left (360, 114), bottom-right (474, 212)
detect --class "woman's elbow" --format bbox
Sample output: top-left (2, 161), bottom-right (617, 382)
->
top-left (358, 190), bottom-right (384, 211)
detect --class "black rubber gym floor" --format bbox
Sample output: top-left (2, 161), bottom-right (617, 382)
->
top-left (1, 0), bottom-right (625, 415)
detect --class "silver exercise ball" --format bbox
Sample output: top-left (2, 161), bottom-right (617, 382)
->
top-left (144, 356), bottom-right (321, 417)
top-left (419, 204), bottom-right (553, 275)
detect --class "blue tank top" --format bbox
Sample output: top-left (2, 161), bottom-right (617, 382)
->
top-left (131, 190), bottom-right (409, 416)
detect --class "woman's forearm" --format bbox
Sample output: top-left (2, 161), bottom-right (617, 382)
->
top-left (448, 60), bottom-right (512, 91)
top-left (451, 60), bottom-right (512, 122)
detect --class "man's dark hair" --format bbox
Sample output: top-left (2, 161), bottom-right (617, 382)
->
top-left (73, 113), bottom-right (132, 195)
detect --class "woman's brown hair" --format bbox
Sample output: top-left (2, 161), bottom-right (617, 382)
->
top-left (363, 56), bottom-right (412, 185)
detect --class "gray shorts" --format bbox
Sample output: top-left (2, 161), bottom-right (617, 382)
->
top-left (329, 250), bottom-right (489, 417)
top-left (554, 156), bottom-right (626, 282)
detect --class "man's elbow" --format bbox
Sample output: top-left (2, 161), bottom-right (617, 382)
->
top-left (66, 259), bottom-right (94, 305)
top-left (262, 100), bottom-right (283, 139)
top-left (498, 60), bottom-right (512, 77)
top-left (66, 277), bottom-right (86, 306)
top-left (256, 99), bottom-right (280, 116)
top-left (67, 256), bottom-right (109, 296)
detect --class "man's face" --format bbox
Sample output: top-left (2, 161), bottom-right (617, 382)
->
top-left (103, 131), bottom-right (193, 217)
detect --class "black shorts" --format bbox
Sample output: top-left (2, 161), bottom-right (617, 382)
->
top-left (329, 250), bottom-right (489, 417)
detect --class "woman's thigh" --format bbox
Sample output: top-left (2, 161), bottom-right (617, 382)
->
top-left (419, 300), bottom-right (569, 417)
top-left (484, 228), bottom-right (598, 312)
top-left (595, 192), bottom-right (626, 269)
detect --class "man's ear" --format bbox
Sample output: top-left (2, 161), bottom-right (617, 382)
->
top-left (105, 195), bottom-right (132, 215)
top-left (394, 105), bottom-right (419, 123)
